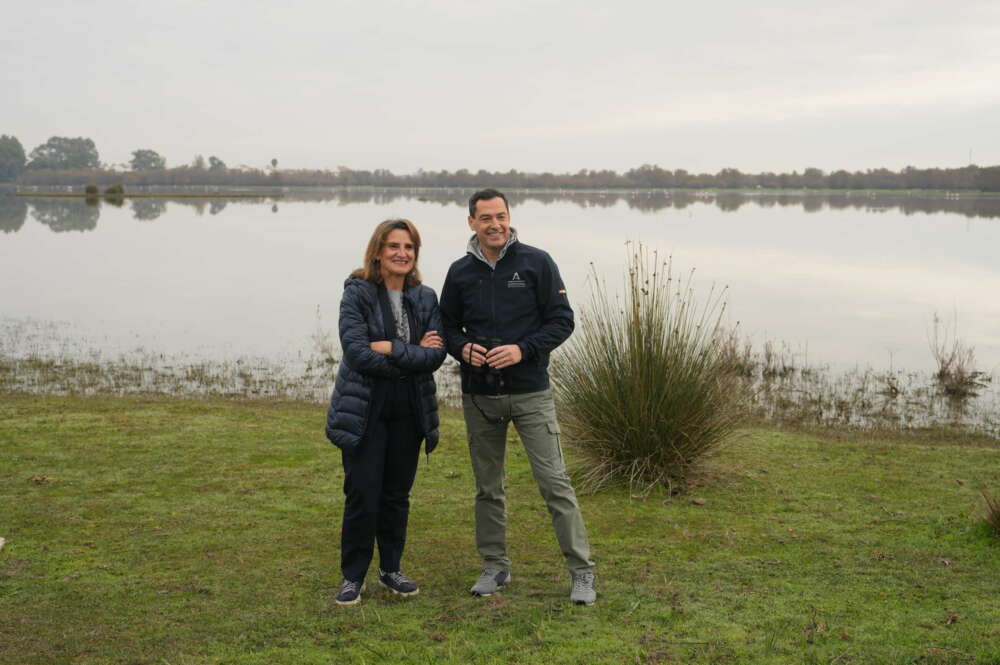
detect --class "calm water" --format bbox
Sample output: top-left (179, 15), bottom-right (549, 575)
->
top-left (2, 189), bottom-right (999, 376)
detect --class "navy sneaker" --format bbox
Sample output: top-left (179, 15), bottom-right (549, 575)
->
top-left (335, 578), bottom-right (365, 605)
top-left (378, 569), bottom-right (419, 596)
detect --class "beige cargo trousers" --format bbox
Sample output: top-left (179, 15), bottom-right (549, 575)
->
top-left (462, 388), bottom-right (595, 575)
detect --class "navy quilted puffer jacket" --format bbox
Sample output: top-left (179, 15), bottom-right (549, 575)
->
top-left (325, 276), bottom-right (446, 453)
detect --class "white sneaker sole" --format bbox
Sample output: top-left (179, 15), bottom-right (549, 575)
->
top-left (380, 580), bottom-right (420, 597)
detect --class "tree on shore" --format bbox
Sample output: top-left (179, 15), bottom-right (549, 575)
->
top-left (27, 136), bottom-right (100, 170)
top-left (976, 166), bottom-right (1000, 192)
top-left (129, 149), bottom-right (166, 171)
top-left (0, 135), bottom-right (27, 181)
top-left (9, 151), bottom-right (1000, 192)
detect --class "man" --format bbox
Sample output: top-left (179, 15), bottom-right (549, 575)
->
top-left (440, 188), bottom-right (596, 605)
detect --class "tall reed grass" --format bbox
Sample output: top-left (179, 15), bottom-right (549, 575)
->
top-left (983, 491), bottom-right (1000, 537)
top-left (928, 312), bottom-right (988, 398)
top-left (555, 246), bottom-right (741, 493)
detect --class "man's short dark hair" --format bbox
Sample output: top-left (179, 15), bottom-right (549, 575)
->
top-left (468, 188), bottom-right (509, 217)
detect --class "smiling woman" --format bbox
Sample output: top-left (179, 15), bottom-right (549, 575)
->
top-left (378, 228), bottom-right (417, 288)
top-left (324, 218), bottom-right (446, 606)
top-left (351, 218), bottom-right (424, 288)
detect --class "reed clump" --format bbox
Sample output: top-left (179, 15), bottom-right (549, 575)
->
top-left (555, 246), bottom-right (741, 493)
top-left (983, 491), bottom-right (1000, 537)
top-left (929, 312), bottom-right (989, 398)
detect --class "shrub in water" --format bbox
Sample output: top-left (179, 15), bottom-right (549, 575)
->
top-left (104, 184), bottom-right (125, 196)
top-left (928, 311), bottom-right (988, 398)
top-left (84, 184), bottom-right (99, 196)
top-left (555, 245), bottom-right (741, 493)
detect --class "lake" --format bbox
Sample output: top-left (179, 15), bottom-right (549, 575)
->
top-left (2, 188), bottom-right (1000, 380)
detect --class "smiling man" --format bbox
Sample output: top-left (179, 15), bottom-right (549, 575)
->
top-left (439, 188), bottom-right (596, 605)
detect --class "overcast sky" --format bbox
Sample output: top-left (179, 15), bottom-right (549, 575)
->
top-left (5, 0), bottom-right (999, 174)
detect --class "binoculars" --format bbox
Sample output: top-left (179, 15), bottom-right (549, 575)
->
top-left (469, 337), bottom-right (504, 393)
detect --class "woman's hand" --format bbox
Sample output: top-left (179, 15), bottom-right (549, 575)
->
top-left (420, 330), bottom-right (444, 349)
top-left (370, 341), bottom-right (393, 354)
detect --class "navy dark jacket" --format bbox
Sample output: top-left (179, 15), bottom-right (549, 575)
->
top-left (439, 241), bottom-right (574, 394)
top-left (325, 276), bottom-right (446, 452)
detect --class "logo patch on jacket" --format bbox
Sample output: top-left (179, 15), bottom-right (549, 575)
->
top-left (507, 272), bottom-right (527, 288)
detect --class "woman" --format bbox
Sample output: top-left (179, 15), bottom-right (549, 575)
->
top-left (325, 218), bottom-right (446, 606)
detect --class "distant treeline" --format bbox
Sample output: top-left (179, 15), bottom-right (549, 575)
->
top-left (15, 163), bottom-right (1000, 192)
top-left (5, 134), bottom-right (1000, 191)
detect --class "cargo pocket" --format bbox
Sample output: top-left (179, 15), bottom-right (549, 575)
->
top-left (547, 422), bottom-right (564, 463)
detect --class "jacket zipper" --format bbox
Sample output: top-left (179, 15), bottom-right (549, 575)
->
top-left (489, 264), bottom-right (497, 343)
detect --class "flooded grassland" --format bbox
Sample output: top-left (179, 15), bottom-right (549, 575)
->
top-left (2, 188), bottom-right (998, 439)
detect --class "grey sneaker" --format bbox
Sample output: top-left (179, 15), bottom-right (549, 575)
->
top-left (570, 571), bottom-right (596, 605)
top-left (469, 567), bottom-right (511, 597)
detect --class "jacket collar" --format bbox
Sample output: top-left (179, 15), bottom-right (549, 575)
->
top-left (467, 228), bottom-right (518, 268)
top-left (345, 275), bottom-right (421, 304)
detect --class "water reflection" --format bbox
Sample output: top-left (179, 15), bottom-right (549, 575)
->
top-left (30, 199), bottom-right (99, 233)
top-left (0, 197), bottom-right (27, 233)
top-left (131, 199), bottom-right (167, 221)
top-left (259, 188), bottom-right (1000, 219)
top-left (5, 189), bottom-right (1000, 234)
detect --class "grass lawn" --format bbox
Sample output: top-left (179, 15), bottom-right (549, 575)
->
top-left (1, 395), bottom-right (998, 665)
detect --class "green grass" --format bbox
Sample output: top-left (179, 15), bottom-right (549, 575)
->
top-left (1, 395), bottom-right (999, 665)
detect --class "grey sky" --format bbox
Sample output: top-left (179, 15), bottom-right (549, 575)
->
top-left (5, 0), bottom-right (999, 174)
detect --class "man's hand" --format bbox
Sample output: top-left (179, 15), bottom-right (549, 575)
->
top-left (462, 342), bottom-right (488, 367)
top-left (420, 330), bottom-right (444, 349)
top-left (485, 344), bottom-right (522, 370)
top-left (370, 341), bottom-right (392, 354)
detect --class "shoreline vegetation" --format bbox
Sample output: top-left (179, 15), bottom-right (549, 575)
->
top-left (1, 315), bottom-right (997, 442)
top-left (1, 394), bottom-right (998, 664)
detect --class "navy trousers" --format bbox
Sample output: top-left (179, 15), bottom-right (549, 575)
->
top-left (340, 379), bottom-right (422, 582)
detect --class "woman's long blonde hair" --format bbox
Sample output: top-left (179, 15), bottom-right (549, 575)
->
top-left (351, 218), bottom-right (423, 286)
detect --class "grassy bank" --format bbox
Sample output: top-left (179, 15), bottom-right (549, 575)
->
top-left (1, 395), bottom-right (998, 664)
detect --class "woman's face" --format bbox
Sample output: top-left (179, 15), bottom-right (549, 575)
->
top-left (379, 228), bottom-right (416, 281)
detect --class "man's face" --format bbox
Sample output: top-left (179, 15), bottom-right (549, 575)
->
top-left (468, 197), bottom-right (510, 254)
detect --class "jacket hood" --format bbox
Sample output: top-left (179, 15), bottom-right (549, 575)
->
top-left (467, 227), bottom-right (519, 265)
